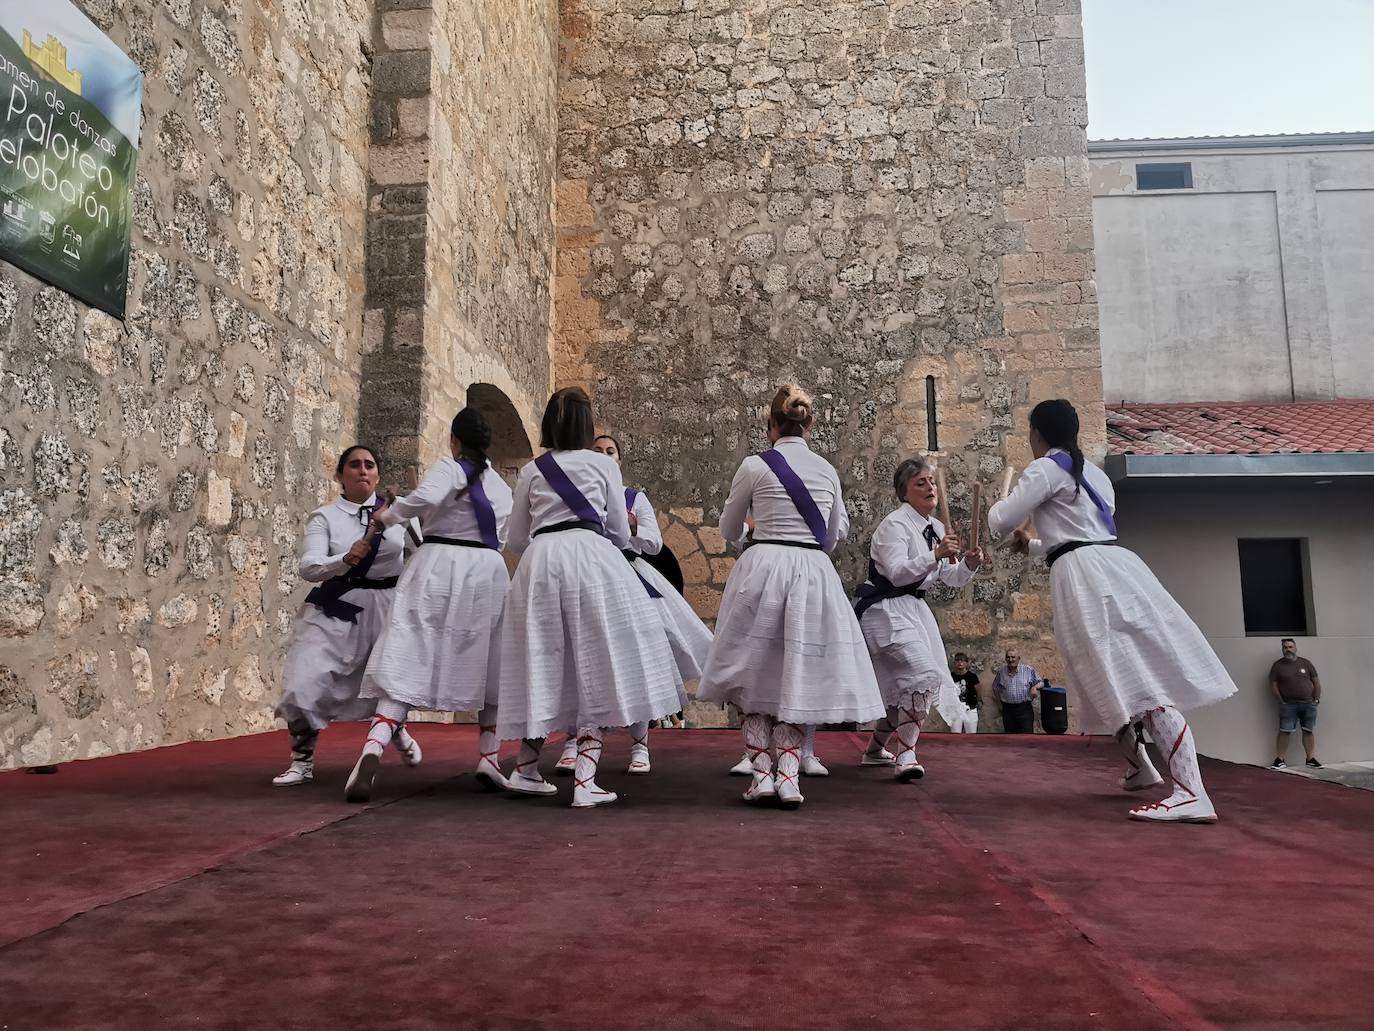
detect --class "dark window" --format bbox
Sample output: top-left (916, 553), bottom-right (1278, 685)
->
top-left (1237, 538), bottom-right (1312, 636)
top-left (1136, 161), bottom-right (1193, 190)
top-left (925, 375), bottom-right (938, 451)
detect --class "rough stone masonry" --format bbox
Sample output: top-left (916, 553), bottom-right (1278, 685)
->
top-left (554, 0), bottom-right (1105, 729)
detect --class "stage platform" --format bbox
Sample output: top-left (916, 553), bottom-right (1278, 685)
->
top-left (3, 727), bottom-right (1371, 1030)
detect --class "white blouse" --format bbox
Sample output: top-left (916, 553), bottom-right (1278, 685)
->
top-left (377, 456), bottom-right (513, 546)
top-left (506, 448), bottom-right (632, 554)
top-left (988, 449), bottom-right (1117, 559)
top-left (627, 489), bottom-right (662, 556)
top-left (719, 435), bottom-right (849, 554)
top-left (298, 494), bottom-right (407, 582)
top-left (868, 505), bottom-right (975, 590)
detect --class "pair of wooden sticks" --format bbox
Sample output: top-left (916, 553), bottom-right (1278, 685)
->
top-left (933, 464), bottom-right (1017, 553)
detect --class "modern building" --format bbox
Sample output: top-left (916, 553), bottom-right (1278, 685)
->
top-left (1090, 134), bottom-right (1374, 765)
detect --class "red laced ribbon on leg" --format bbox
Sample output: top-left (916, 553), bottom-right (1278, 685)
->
top-left (366, 712), bottom-right (401, 748)
top-left (574, 734), bottom-right (603, 793)
top-left (775, 740), bottom-right (801, 793)
top-left (479, 724), bottom-right (498, 767)
top-left (516, 739), bottom-right (542, 776)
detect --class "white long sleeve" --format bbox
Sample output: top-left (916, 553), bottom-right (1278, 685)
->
top-left (378, 458), bottom-right (460, 527)
top-left (630, 491), bottom-right (662, 555)
top-left (298, 510), bottom-right (352, 582)
top-left (988, 451), bottom-right (1117, 560)
top-left (506, 463), bottom-right (535, 555)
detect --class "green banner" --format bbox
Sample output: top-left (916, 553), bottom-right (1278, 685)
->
top-left (0, 1), bottom-right (142, 319)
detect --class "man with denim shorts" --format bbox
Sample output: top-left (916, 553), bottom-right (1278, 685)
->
top-left (1268, 638), bottom-right (1322, 769)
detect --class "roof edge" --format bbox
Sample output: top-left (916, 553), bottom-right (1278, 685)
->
top-left (1088, 132), bottom-right (1374, 155)
top-left (1105, 452), bottom-right (1374, 483)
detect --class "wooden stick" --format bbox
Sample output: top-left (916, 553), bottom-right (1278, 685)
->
top-left (936, 466), bottom-right (953, 537)
top-left (1000, 464), bottom-right (1016, 500)
top-left (969, 481), bottom-right (982, 552)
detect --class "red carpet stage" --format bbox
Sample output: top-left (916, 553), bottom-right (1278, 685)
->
top-left (2, 728), bottom-right (1371, 1029)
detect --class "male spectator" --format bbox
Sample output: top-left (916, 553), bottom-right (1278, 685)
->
top-left (1269, 638), bottom-right (1322, 769)
top-left (992, 649), bottom-right (1042, 734)
top-left (949, 653), bottom-right (980, 734)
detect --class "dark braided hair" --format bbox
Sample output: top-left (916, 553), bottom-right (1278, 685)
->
top-left (1029, 398), bottom-right (1085, 496)
top-left (540, 387), bottom-right (596, 451)
top-left (451, 408), bottom-right (492, 483)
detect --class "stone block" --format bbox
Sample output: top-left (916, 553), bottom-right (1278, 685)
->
top-left (374, 51), bottom-right (431, 95)
top-left (685, 584), bottom-right (722, 622)
top-left (382, 9), bottom-right (433, 51)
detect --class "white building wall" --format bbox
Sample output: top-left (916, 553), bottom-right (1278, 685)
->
top-left (1115, 486), bottom-right (1374, 766)
top-left (1090, 138), bottom-right (1374, 404)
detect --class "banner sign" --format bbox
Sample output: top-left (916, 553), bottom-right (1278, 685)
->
top-left (0, 1), bottom-right (142, 318)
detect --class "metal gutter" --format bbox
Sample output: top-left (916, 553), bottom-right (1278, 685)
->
top-left (1105, 452), bottom-right (1374, 484)
top-left (1088, 132), bottom-right (1374, 155)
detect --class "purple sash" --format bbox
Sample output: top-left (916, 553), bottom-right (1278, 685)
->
top-left (1047, 452), bottom-right (1117, 535)
top-left (624, 486), bottom-right (640, 512)
top-left (758, 448), bottom-right (827, 548)
top-left (457, 458), bottom-right (501, 550)
top-left (534, 452), bottom-right (603, 528)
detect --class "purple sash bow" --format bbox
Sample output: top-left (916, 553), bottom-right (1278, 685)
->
top-left (758, 448), bottom-right (827, 548)
top-left (535, 452), bottom-right (603, 528)
top-left (1047, 452), bottom-right (1117, 535)
top-left (457, 458), bottom-right (501, 550)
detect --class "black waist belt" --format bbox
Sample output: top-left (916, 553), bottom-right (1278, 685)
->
top-left (534, 519), bottom-right (603, 537)
top-left (1046, 540), bottom-right (1115, 568)
top-left (424, 536), bottom-right (487, 549)
top-left (748, 538), bottom-right (823, 551)
top-left (620, 548), bottom-right (663, 599)
top-left (305, 575), bottom-right (399, 623)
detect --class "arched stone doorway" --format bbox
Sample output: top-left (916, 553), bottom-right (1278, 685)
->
top-left (465, 383), bottom-right (533, 485)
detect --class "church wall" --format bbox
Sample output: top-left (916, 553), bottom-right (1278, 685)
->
top-left (554, 0), bottom-right (1105, 727)
top-left (1, 0), bottom-right (374, 767)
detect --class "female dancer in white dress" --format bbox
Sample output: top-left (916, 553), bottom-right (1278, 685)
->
top-left (495, 388), bottom-right (683, 808)
top-left (343, 409), bottom-right (514, 803)
top-left (989, 399), bottom-right (1237, 823)
top-left (697, 385), bottom-right (885, 809)
top-left (853, 457), bottom-right (984, 781)
top-left (552, 433), bottom-right (708, 777)
top-left (272, 446), bottom-right (420, 786)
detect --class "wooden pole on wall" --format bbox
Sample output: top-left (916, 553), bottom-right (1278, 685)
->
top-left (969, 481), bottom-right (982, 552)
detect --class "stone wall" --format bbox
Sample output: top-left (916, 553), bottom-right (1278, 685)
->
top-left (554, 0), bottom-right (1104, 729)
top-left (0, 0), bottom-right (374, 768)
top-left (360, 0), bottom-right (557, 479)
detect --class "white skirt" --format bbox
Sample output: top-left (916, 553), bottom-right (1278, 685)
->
top-left (275, 587), bottom-right (395, 731)
top-left (496, 529), bottom-right (684, 740)
top-left (1050, 544), bottom-right (1237, 734)
top-left (696, 544), bottom-right (885, 724)
top-left (359, 543), bottom-right (508, 712)
top-left (633, 555), bottom-right (713, 687)
top-left (859, 595), bottom-right (963, 725)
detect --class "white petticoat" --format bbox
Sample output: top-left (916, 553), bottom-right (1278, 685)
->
top-left (275, 587), bottom-right (395, 731)
top-left (858, 595), bottom-right (963, 725)
top-left (1050, 544), bottom-right (1237, 734)
top-left (496, 529), bottom-right (684, 740)
top-left (696, 544), bottom-right (885, 724)
top-left (633, 556), bottom-right (713, 688)
top-left (359, 543), bottom-right (508, 712)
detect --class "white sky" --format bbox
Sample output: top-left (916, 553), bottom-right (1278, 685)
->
top-left (1083, 0), bottom-right (1374, 140)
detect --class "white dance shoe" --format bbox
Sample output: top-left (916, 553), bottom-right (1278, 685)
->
top-left (776, 777), bottom-right (804, 810)
top-left (895, 758), bottom-right (926, 782)
top-left (1128, 792), bottom-right (1218, 824)
top-left (473, 757), bottom-right (509, 791)
top-left (393, 731), bottom-right (423, 768)
top-left (800, 755), bottom-right (829, 777)
top-left (627, 745), bottom-right (652, 776)
top-left (572, 782), bottom-right (618, 808)
top-left (728, 754), bottom-right (755, 777)
top-left (506, 771), bottom-right (558, 797)
top-left (344, 751), bottom-right (380, 803)
top-left (1121, 765), bottom-right (1164, 792)
top-left (553, 743), bottom-right (578, 777)
top-left (743, 773), bottom-right (776, 804)
top-left (272, 761), bottom-right (313, 787)
top-left (860, 748), bottom-right (896, 767)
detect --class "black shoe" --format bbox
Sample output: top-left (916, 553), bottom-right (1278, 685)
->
top-left (1269, 758), bottom-right (1286, 769)
top-left (1306, 757), bottom-right (1323, 769)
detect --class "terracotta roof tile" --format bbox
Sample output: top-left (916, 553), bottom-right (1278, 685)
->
top-left (1106, 401), bottom-right (1374, 456)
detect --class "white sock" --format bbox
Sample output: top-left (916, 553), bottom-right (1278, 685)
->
top-left (559, 735), bottom-right (579, 764)
top-left (477, 705), bottom-right (500, 769)
top-left (629, 720), bottom-right (650, 756)
top-left (1115, 720), bottom-right (1157, 779)
top-left (516, 738), bottom-right (545, 780)
top-left (773, 721), bottom-right (803, 793)
top-left (868, 708), bottom-right (897, 755)
top-left (894, 705), bottom-right (922, 767)
top-left (364, 699), bottom-right (409, 756)
top-left (1142, 706), bottom-right (1207, 800)
top-left (574, 728), bottom-right (605, 791)
top-left (802, 723), bottom-right (817, 760)
top-left (742, 713), bottom-right (773, 780)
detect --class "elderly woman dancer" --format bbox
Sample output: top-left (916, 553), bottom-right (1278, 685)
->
top-left (496, 388), bottom-right (683, 808)
top-left (272, 446), bottom-right (419, 787)
top-left (697, 384), bottom-right (885, 810)
top-left (989, 399), bottom-right (1237, 823)
top-left (853, 457), bottom-right (984, 781)
top-left (343, 409), bottom-right (514, 803)
top-left (551, 433), bottom-right (708, 777)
